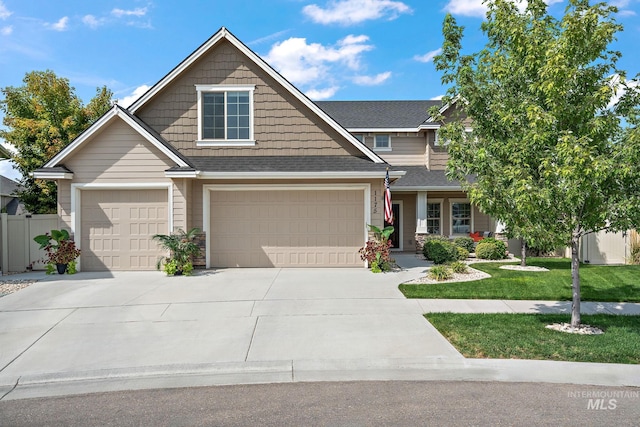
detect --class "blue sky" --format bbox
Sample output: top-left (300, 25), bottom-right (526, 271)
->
top-left (1, 0), bottom-right (639, 180)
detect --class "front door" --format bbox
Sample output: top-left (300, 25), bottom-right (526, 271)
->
top-left (385, 203), bottom-right (401, 250)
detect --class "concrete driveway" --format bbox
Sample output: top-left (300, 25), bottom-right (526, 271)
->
top-left (0, 255), bottom-right (462, 398)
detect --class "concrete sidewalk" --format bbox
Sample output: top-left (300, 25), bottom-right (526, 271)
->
top-left (0, 255), bottom-right (639, 401)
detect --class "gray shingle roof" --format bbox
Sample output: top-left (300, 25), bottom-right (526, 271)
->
top-left (182, 156), bottom-right (391, 172)
top-left (390, 166), bottom-right (472, 189)
top-left (315, 100), bottom-right (442, 129)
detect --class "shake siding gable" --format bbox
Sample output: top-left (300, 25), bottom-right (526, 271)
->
top-left (63, 118), bottom-right (175, 183)
top-left (137, 40), bottom-right (361, 157)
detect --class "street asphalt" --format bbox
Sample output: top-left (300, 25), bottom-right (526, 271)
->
top-left (0, 253), bottom-right (639, 401)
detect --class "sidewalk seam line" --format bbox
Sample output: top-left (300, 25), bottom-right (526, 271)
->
top-left (244, 316), bottom-right (259, 362)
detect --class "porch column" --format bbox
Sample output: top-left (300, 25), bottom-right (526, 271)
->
top-left (415, 191), bottom-right (428, 253)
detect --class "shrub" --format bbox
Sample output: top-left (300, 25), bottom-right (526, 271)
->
top-left (423, 239), bottom-right (458, 264)
top-left (359, 224), bottom-right (394, 273)
top-left (428, 265), bottom-right (453, 281)
top-left (453, 236), bottom-right (475, 253)
top-left (153, 228), bottom-right (201, 276)
top-left (456, 246), bottom-right (469, 261)
top-left (450, 261), bottom-right (468, 274)
top-left (475, 237), bottom-right (507, 260)
top-left (628, 237), bottom-right (640, 265)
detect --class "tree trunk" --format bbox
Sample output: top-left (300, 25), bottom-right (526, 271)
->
top-left (570, 233), bottom-right (581, 327)
top-left (520, 239), bottom-right (527, 266)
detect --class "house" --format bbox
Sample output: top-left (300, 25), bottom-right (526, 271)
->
top-left (316, 101), bottom-right (496, 253)
top-left (33, 27), bottom-right (499, 271)
top-left (0, 175), bottom-right (26, 215)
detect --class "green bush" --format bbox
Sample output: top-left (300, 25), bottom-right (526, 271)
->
top-left (428, 265), bottom-right (453, 281)
top-left (423, 239), bottom-right (458, 264)
top-left (456, 246), bottom-right (469, 261)
top-left (475, 237), bottom-right (507, 260)
top-left (450, 261), bottom-right (469, 274)
top-left (453, 236), bottom-right (475, 253)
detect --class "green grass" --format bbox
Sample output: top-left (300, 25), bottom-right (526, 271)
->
top-left (400, 258), bottom-right (640, 301)
top-left (426, 313), bottom-right (640, 364)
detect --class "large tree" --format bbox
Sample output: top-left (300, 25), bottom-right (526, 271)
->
top-left (433, 0), bottom-right (640, 327)
top-left (0, 70), bottom-right (113, 213)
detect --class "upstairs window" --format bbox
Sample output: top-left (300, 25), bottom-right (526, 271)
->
top-left (196, 85), bottom-right (255, 146)
top-left (374, 134), bottom-right (391, 151)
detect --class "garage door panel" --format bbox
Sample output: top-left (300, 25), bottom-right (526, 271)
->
top-left (210, 189), bottom-right (364, 267)
top-left (81, 190), bottom-right (167, 271)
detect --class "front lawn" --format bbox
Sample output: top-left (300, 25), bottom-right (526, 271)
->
top-left (426, 313), bottom-right (640, 364)
top-left (400, 258), bottom-right (640, 301)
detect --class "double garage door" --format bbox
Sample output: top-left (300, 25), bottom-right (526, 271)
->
top-left (81, 190), bottom-right (168, 271)
top-left (79, 188), bottom-right (365, 270)
top-left (210, 189), bottom-right (365, 267)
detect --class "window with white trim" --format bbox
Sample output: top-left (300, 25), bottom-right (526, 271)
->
top-left (427, 202), bottom-right (441, 234)
top-left (354, 134), bottom-right (364, 143)
top-left (451, 202), bottom-right (472, 234)
top-left (196, 85), bottom-right (255, 146)
top-left (434, 130), bottom-right (449, 146)
top-left (374, 134), bottom-right (391, 150)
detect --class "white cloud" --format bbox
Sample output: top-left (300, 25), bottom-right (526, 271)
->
top-left (47, 16), bottom-right (69, 31)
top-left (1, 25), bottom-right (11, 35)
top-left (264, 34), bottom-right (373, 86)
top-left (607, 74), bottom-right (639, 109)
top-left (443, 0), bottom-right (563, 18)
top-left (430, 94), bottom-right (445, 100)
top-left (82, 15), bottom-right (103, 29)
top-left (306, 87), bottom-right (340, 100)
top-left (0, 1), bottom-right (11, 20)
top-left (248, 30), bottom-right (291, 46)
top-left (118, 84), bottom-right (151, 108)
top-left (353, 71), bottom-right (391, 85)
top-left (414, 48), bottom-right (442, 63)
top-left (111, 7), bottom-right (148, 18)
top-left (303, 0), bottom-right (411, 25)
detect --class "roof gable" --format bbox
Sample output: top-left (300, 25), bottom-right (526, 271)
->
top-left (128, 27), bottom-right (384, 163)
top-left (42, 105), bottom-right (192, 169)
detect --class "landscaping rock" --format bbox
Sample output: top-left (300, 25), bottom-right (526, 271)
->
top-left (545, 323), bottom-right (604, 335)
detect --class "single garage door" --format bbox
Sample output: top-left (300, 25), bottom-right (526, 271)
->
top-left (81, 189), bottom-right (168, 271)
top-left (210, 189), bottom-right (364, 267)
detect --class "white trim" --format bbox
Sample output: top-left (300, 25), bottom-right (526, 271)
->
top-left (197, 171), bottom-right (406, 179)
top-left (202, 183), bottom-right (371, 268)
top-left (348, 128), bottom-right (423, 133)
top-left (392, 186), bottom-right (462, 191)
top-left (71, 182), bottom-right (173, 272)
top-left (196, 140), bottom-right (256, 147)
top-left (32, 171), bottom-right (73, 180)
top-left (391, 200), bottom-right (403, 251)
top-left (43, 106), bottom-right (190, 168)
top-left (449, 198), bottom-right (473, 236)
top-left (165, 170), bottom-right (199, 178)
top-left (417, 124), bottom-right (441, 130)
top-left (425, 95), bottom-right (461, 123)
top-left (128, 27), bottom-right (385, 164)
top-left (196, 84), bottom-right (255, 145)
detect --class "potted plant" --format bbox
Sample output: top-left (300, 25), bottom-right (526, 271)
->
top-left (33, 229), bottom-right (81, 274)
top-left (153, 227), bottom-right (201, 276)
top-left (358, 224), bottom-right (394, 273)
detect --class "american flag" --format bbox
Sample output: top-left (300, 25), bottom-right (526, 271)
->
top-left (384, 169), bottom-right (393, 224)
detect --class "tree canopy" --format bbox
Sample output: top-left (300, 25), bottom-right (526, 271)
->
top-left (0, 70), bottom-right (113, 213)
top-left (432, 0), bottom-right (640, 326)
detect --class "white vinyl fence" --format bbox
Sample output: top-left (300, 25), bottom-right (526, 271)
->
top-left (0, 213), bottom-right (58, 273)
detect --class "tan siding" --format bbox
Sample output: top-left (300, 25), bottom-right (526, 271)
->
top-left (137, 40), bottom-right (361, 158)
top-left (57, 180), bottom-right (72, 230)
top-left (427, 130), bottom-right (448, 170)
top-left (473, 206), bottom-right (492, 232)
top-left (362, 134), bottom-right (426, 166)
top-left (172, 179), bottom-right (189, 231)
top-left (65, 118), bottom-right (175, 183)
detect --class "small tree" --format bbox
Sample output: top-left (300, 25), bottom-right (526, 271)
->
top-left (433, 0), bottom-right (640, 327)
top-left (0, 70), bottom-right (112, 213)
